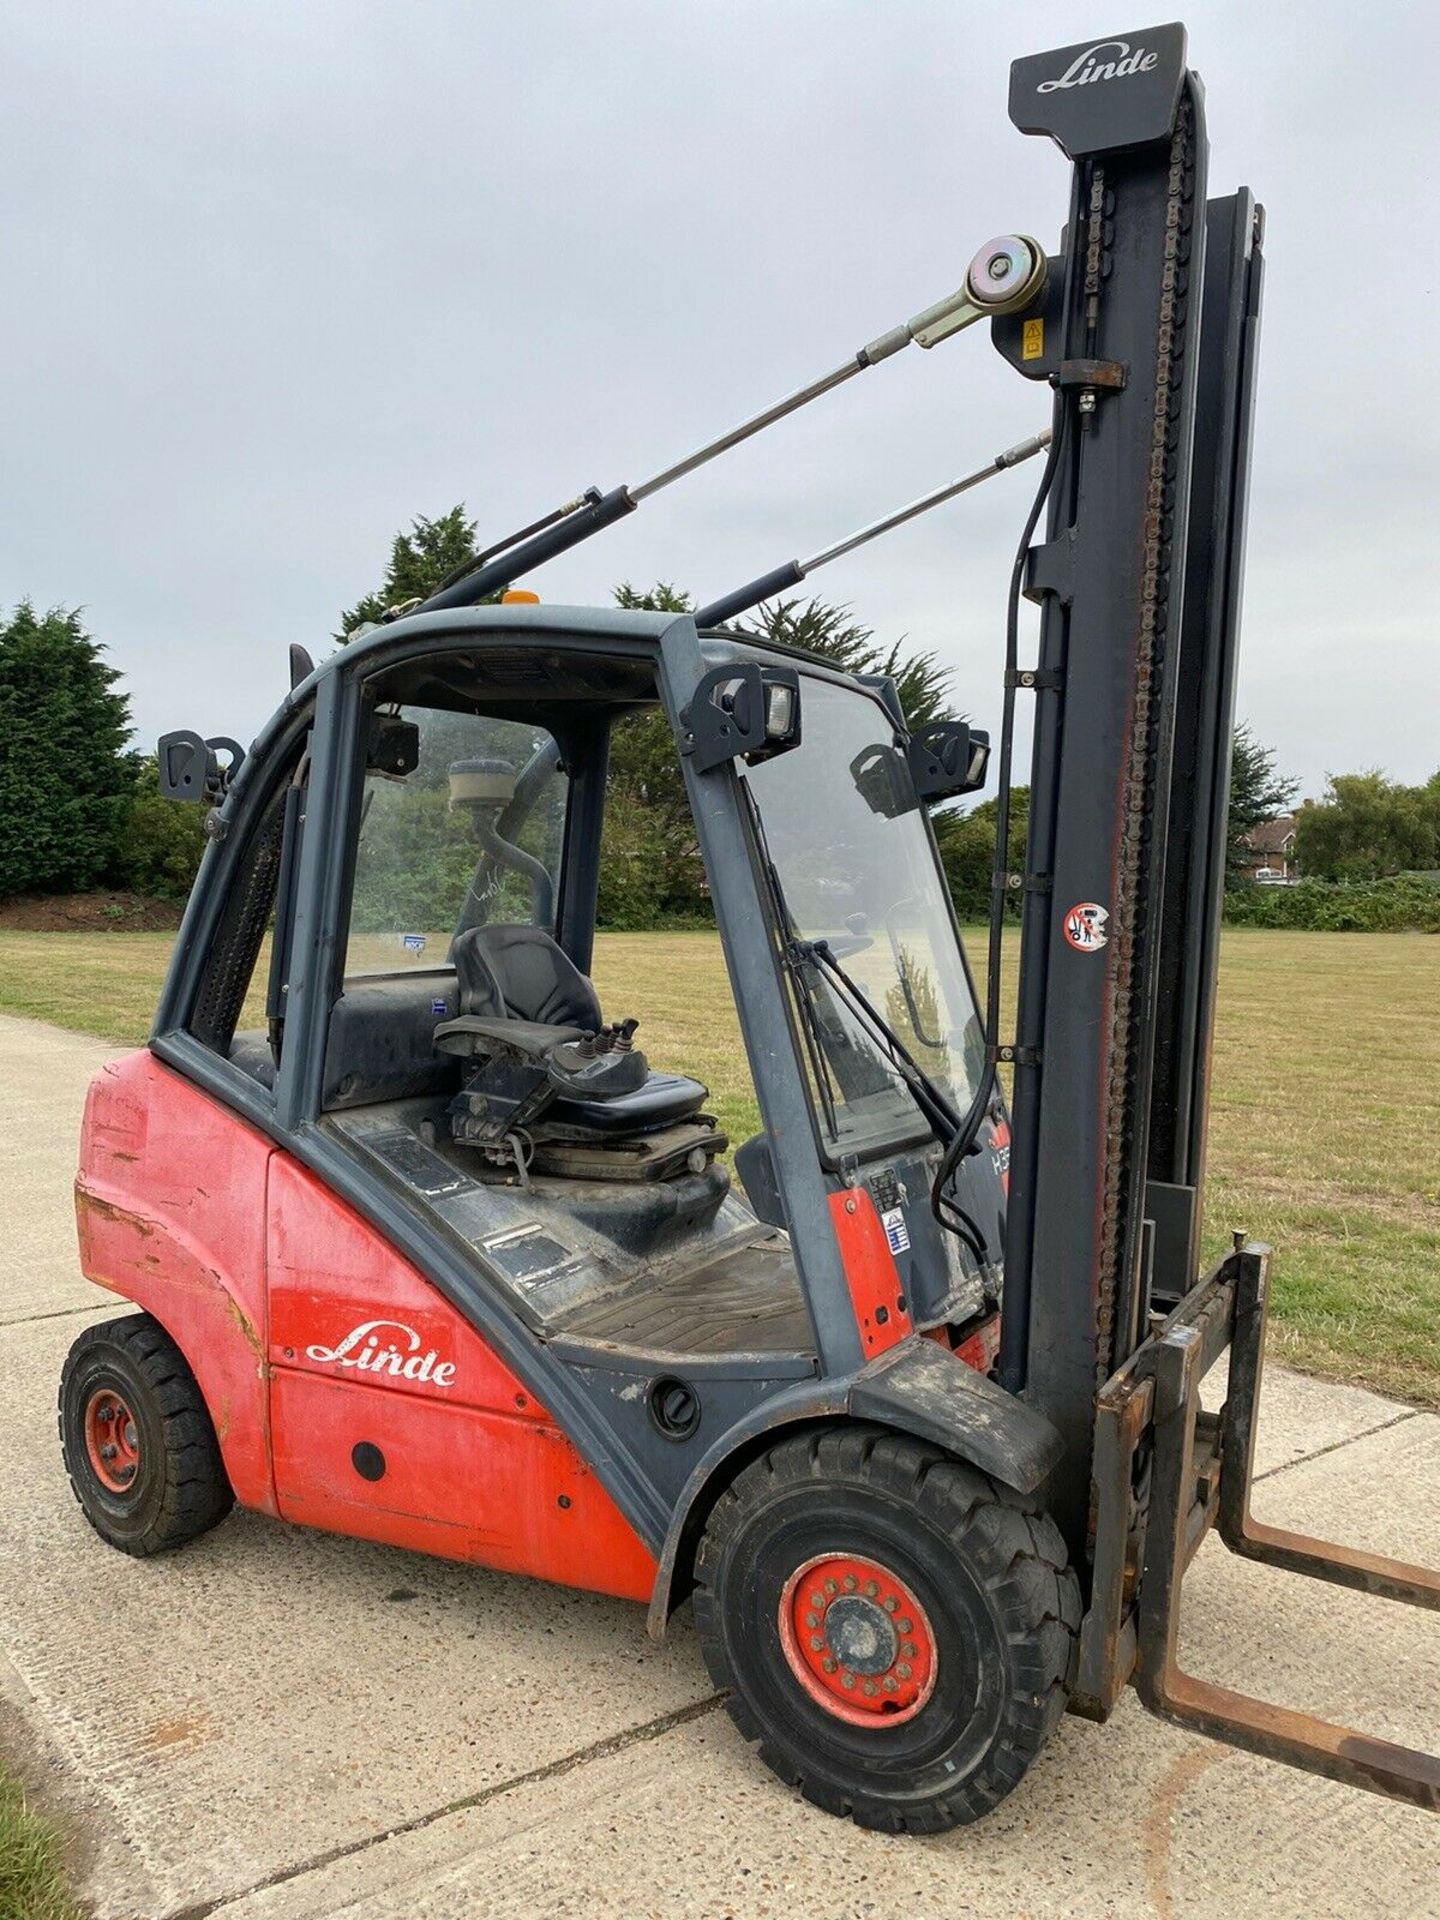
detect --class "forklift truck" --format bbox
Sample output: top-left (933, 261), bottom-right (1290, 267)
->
top-left (59, 23), bottom-right (1439, 1831)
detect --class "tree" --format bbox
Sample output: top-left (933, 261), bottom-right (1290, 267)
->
top-left (733, 598), bottom-right (952, 725)
top-left (0, 602), bottom-right (132, 898)
top-left (931, 788), bottom-right (1030, 922)
top-left (606, 585), bottom-right (959, 922)
top-left (609, 584), bottom-right (708, 916)
top-left (1294, 770), bottom-right (1440, 881)
top-left (338, 506), bottom-right (481, 639)
top-left (1227, 723), bottom-right (1299, 882)
top-left (109, 755), bottom-right (209, 900)
top-left (336, 508), bottom-right (968, 926)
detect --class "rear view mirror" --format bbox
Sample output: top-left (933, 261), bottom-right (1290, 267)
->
top-left (909, 721), bottom-right (990, 803)
top-left (850, 743), bottom-right (914, 820)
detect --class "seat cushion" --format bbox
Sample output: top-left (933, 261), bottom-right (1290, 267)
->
top-left (548, 1071), bottom-right (707, 1137)
top-left (434, 1014), bottom-right (584, 1061)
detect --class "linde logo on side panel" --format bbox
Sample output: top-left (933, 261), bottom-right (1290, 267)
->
top-left (1036, 41), bottom-right (1159, 94)
top-left (305, 1318), bottom-right (457, 1387)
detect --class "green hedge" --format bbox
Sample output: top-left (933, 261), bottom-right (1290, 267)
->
top-left (1222, 875), bottom-right (1440, 932)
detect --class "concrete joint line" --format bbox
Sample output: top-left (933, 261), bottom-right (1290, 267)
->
top-left (164, 1692), bottom-right (727, 1920)
top-left (1, 1302), bottom-right (128, 1330)
top-left (1251, 1409), bottom-right (1420, 1487)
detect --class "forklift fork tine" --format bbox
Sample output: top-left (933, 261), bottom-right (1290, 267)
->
top-left (1131, 1247), bottom-right (1440, 1812)
top-left (1219, 1248), bottom-right (1440, 1613)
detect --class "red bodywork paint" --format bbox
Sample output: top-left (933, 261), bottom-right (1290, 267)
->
top-left (75, 1051), bottom-right (655, 1604)
top-left (76, 1055), bottom-right (277, 1513)
top-left (828, 1189), bottom-right (912, 1358)
top-left (988, 1116), bottom-right (1012, 1198)
top-left (923, 1315), bottom-right (1000, 1374)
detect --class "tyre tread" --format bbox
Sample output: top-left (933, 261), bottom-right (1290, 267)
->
top-left (59, 1312), bottom-right (234, 1557)
top-left (694, 1422), bottom-right (1080, 1834)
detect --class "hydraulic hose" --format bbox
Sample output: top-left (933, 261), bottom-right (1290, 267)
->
top-left (929, 401), bottom-right (1070, 1232)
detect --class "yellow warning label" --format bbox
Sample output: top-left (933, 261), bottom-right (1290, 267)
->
top-left (1022, 317), bottom-right (1044, 362)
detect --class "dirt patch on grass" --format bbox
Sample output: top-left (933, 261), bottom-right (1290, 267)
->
top-left (1238, 1172), bottom-right (1440, 1228)
top-left (0, 892), bottom-right (185, 933)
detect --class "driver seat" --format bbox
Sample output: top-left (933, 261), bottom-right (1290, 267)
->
top-left (442, 924), bottom-right (708, 1135)
top-left (452, 923), bottom-right (603, 1030)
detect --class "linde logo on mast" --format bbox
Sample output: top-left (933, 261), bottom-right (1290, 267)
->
top-left (305, 1319), bottom-right (458, 1388)
top-left (1036, 40), bottom-right (1159, 94)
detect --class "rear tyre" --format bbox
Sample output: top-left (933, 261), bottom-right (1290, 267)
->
top-left (694, 1424), bottom-right (1080, 1832)
top-left (59, 1313), bottom-right (233, 1556)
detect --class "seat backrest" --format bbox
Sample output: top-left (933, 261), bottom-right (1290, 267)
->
top-left (452, 924), bottom-right (602, 1031)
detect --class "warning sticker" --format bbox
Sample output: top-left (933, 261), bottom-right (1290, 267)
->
top-left (1022, 316), bottom-right (1045, 362)
top-left (402, 933), bottom-right (427, 955)
top-left (1062, 901), bottom-right (1110, 952)
top-left (881, 1206), bottom-right (911, 1255)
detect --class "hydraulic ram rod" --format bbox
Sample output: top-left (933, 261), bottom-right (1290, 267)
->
top-left (693, 428), bottom-right (1052, 627)
top-left (415, 236), bottom-right (1046, 615)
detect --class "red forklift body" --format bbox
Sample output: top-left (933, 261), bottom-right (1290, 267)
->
top-left (77, 1050), bottom-right (656, 1602)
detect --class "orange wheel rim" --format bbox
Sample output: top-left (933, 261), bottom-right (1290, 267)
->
top-left (778, 1552), bottom-right (938, 1727)
top-left (83, 1388), bottom-right (142, 1495)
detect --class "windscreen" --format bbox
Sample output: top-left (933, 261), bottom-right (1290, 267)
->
top-left (345, 707), bottom-right (567, 978)
top-left (742, 675), bottom-right (984, 1156)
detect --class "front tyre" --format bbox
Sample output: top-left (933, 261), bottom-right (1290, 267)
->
top-left (694, 1425), bottom-right (1079, 1833)
top-left (59, 1313), bottom-right (233, 1556)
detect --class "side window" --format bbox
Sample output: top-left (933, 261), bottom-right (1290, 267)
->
top-left (344, 705), bottom-right (568, 979)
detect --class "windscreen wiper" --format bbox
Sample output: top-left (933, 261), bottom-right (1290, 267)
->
top-left (798, 941), bottom-right (959, 1141)
top-left (739, 781), bottom-right (990, 1259)
top-left (738, 783), bottom-right (843, 1140)
top-left (798, 939), bottom-right (989, 1264)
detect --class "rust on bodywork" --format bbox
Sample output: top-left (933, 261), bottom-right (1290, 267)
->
top-left (75, 1182), bottom-right (157, 1238)
top-left (224, 1290), bottom-right (263, 1360)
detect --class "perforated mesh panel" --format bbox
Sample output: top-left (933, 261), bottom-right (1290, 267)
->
top-left (190, 783), bottom-right (290, 1056)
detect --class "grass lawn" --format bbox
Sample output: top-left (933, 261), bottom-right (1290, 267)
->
top-left (0, 1769), bottom-right (78, 1920)
top-left (2, 926), bottom-right (1436, 1407)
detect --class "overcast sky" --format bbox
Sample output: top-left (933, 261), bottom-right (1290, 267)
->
top-left (4, 0), bottom-right (1437, 799)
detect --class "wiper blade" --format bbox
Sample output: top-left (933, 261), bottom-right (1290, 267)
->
top-left (738, 785), bottom-right (842, 1140)
top-left (796, 938), bottom-right (960, 1143)
top-left (799, 940), bottom-right (990, 1266)
top-left (740, 785), bottom-right (987, 1263)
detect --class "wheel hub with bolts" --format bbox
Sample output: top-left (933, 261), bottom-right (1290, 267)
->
top-left (778, 1553), bottom-right (937, 1726)
top-left (83, 1388), bottom-right (141, 1494)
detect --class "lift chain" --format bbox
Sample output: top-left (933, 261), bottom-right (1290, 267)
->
top-left (1094, 87), bottom-right (1200, 1386)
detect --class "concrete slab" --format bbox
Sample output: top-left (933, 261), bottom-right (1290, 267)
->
top-left (1223, 1356), bottom-right (1423, 1485)
top-left (0, 1309), bottom-right (712, 1918)
top-left (210, 1704), bottom-right (1440, 1920)
top-left (1, 1013), bottom-right (123, 1323)
top-left (213, 1419), bottom-right (1440, 1920)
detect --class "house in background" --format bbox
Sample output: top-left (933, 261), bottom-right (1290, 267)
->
top-left (1241, 814), bottom-right (1298, 883)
